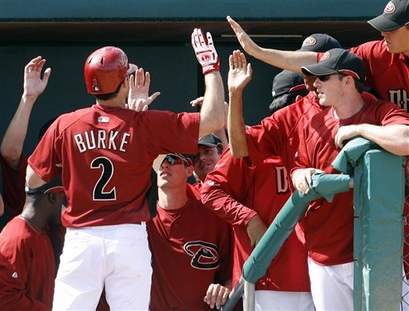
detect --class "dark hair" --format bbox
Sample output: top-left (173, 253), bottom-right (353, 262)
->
top-left (337, 73), bottom-right (365, 94)
top-left (269, 88), bottom-right (309, 114)
top-left (95, 80), bottom-right (123, 101)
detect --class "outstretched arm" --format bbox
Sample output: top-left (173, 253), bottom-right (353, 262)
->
top-left (227, 16), bottom-right (317, 73)
top-left (190, 96), bottom-right (229, 148)
top-left (335, 124), bottom-right (409, 156)
top-left (227, 50), bottom-right (252, 158)
top-left (191, 28), bottom-right (225, 138)
top-left (1, 56), bottom-right (51, 169)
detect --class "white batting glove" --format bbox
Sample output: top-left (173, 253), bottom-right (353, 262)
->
top-left (191, 28), bottom-right (220, 75)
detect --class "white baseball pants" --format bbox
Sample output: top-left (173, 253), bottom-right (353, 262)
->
top-left (52, 223), bottom-right (152, 311)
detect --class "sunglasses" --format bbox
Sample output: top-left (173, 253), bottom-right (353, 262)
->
top-left (317, 74), bottom-right (332, 82)
top-left (162, 155), bottom-right (192, 166)
top-left (317, 73), bottom-right (347, 82)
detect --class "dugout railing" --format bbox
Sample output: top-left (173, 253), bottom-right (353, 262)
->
top-left (222, 137), bottom-right (407, 311)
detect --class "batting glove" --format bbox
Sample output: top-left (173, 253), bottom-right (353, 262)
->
top-left (191, 28), bottom-right (220, 75)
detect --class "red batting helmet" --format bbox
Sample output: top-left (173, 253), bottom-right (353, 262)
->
top-left (84, 46), bottom-right (137, 95)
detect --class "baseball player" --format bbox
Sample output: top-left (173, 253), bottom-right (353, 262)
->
top-left (0, 56), bottom-right (51, 230)
top-left (202, 70), bottom-right (314, 310)
top-left (192, 133), bottom-right (225, 187)
top-left (148, 153), bottom-right (233, 310)
top-left (226, 0), bottom-right (409, 109)
top-left (227, 34), bottom-right (343, 174)
top-left (0, 177), bottom-right (65, 311)
top-left (229, 47), bottom-right (409, 310)
top-left (25, 28), bottom-right (225, 310)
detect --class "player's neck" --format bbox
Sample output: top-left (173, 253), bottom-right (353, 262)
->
top-left (158, 187), bottom-right (188, 210)
top-left (96, 99), bottom-right (126, 109)
top-left (333, 94), bottom-right (364, 120)
top-left (20, 205), bottom-right (47, 232)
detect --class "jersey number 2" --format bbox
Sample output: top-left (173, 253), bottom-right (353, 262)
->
top-left (91, 157), bottom-right (116, 201)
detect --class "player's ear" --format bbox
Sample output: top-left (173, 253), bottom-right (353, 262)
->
top-left (185, 165), bottom-right (194, 177)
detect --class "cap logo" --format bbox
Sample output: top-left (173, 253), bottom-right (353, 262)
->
top-left (301, 36), bottom-right (317, 48)
top-left (320, 51), bottom-right (331, 61)
top-left (384, 1), bottom-right (396, 14)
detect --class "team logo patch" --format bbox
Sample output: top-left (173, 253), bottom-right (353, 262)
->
top-left (98, 116), bottom-right (110, 123)
top-left (320, 51), bottom-right (331, 61)
top-left (184, 241), bottom-right (220, 270)
top-left (301, 36), bottom-right (317, 48)
top-left (384, 1), bottom-right (395, 14)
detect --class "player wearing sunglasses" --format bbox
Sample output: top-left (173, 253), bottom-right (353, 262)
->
top-left (147, 153), bottom-right (233, 310)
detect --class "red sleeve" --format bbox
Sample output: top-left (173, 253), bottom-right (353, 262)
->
top-left (214, 218), bottom-right (234, 286)
top-left (201, 149), bottom-right (257, 227)
top-left (0, 154), bottom-right (27, 218)
top-left (0, 219), bottom-right (49, 311)
top-left (349, 41), bottom-right (387, 92)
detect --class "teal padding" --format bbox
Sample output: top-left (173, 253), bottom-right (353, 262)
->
top-left (353, 150), bottom-right (405, 311)
top-left (332, 136), bottom-right (378, 173)
top-left (242, 173), bottom-right (351, 283)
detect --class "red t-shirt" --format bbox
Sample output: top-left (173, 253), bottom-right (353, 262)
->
top-left (350, 40), bottom-right (409, 111)
top-left (293, 99), bottom-right (409, 265)
top-left (202, 150), bottom-right (310, 291)
top-left (148, 184), bottom-right (233, 311)
top-left (28, 105), bottom-right (200, 227)
top-left (0, 217), bottom-right (55, 311)
top-left (246, 91), bottom-right (325, 170)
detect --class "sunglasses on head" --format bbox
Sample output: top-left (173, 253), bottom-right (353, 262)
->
top-left (162, 155), bottom-right (192, 166)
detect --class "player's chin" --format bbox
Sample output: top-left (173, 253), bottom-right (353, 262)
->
top-left (383, 42), bottom-right (396, 53)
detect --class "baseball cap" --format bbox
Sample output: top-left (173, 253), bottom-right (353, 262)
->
top-left (198, 134), bottom-right (222, 148)
top-left (26, 176), bottom-right (64, 195)
top-left (299, 33), bottom-right (342, 52)
top-left (272, 70), bottom-right (306, 99)
top-left (301, 48), bottom-right (366, 82)
top-left (368, 0), bottom-right (409, 32)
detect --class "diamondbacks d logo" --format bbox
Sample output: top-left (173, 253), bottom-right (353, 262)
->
top-left (184, 241), bottom-right (220, 270)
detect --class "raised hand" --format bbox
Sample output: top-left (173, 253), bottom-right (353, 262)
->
top-left (127, 68), bottom-right (161, 112)
top-left (226, 16), bottom-right (259, 56)
top-left (228, 50), bottom-right (252, 93)
top-left (24, 56), bottom-right (51, 99)
top-left (191, 28), bottom-right (220, 75)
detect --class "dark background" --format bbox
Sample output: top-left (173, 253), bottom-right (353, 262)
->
top-left (0, 0), bottom-right (386, 156)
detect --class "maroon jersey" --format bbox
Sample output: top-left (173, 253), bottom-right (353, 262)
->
top-left (0, 216), bottom-right (55, 311)
top-left (0, 154), bottom-right (26, 220)
top-left (246, 91), bottom-right (324, 170)
top-left (147, 184), bottom-right (233, 311)
top-left (28, 105), bottom-right (200, 227)
top-left (245, 92), bottom-right (376, 171)
top-left (293, 99), bottom-right (409, 265)
top-left (350, 40), bottom-right (409, 111)
top-left (202, 150), bottom-right (310, 291)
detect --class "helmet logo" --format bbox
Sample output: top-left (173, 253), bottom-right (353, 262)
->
top-left (92, 78), bottom-right (99, 92)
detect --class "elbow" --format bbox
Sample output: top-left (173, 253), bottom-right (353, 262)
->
top-left (0, 147), bottom-right (21, 169)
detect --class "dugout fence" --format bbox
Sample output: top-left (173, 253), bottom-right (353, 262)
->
top-left (222, 137), bottom-right (407, 311)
